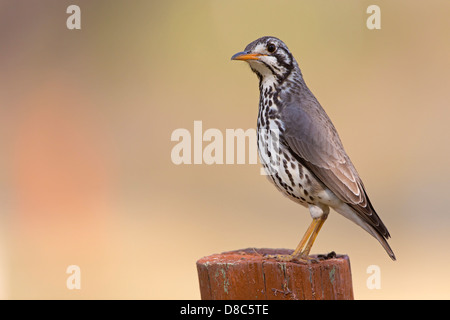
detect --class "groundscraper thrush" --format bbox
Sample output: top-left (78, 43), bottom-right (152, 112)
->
top-left (231, 36), bottom-right (395, 261)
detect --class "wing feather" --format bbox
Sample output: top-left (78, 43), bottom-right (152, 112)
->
top-left (281, 101), bottom-right (390, 238)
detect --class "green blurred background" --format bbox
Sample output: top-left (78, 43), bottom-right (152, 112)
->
top-left (0, 0), bottom-right (449, 299)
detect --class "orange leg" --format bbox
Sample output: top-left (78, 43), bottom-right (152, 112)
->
top-left (266, 216), bottom-right (327, 262)
top-left (295, 216), bottom-right (327, 259)
top-left (291, 218), bottom-right (319, 256)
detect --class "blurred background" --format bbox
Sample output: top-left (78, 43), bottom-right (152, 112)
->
top-left (0, 0), bottom-right (449, 299)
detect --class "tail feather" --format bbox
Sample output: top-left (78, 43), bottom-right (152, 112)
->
top-left (369, 225), bottom-right (396, 261)
top-left (334, 203), bottom-right (396, 260)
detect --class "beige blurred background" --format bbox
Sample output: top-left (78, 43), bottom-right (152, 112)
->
top-left (0, 0), bottom-right (449, 299)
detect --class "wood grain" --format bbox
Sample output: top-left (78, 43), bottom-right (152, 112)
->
top-left (197, 248), bottom-right (354, 300)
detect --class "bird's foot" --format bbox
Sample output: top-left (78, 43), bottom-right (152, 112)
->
top-left (264, 253), bottom-right (319, 264)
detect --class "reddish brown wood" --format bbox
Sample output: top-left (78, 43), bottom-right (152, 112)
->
top-left (196, 248), bottom-right (354, 300)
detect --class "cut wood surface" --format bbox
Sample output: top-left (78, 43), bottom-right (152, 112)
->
top-left (197, 248), bottom-right (354, 300)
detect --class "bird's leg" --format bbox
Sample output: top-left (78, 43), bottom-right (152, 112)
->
top-left (295, 215), bottom-right (327, 260)
top-left (265, 218), bottom-right (320, 263)
top-left (291, 218), bottom-right (319, 256)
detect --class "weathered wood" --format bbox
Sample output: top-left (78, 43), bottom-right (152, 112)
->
top-left (196, 248), bottom-right (354, 300)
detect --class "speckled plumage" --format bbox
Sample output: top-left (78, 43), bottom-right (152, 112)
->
top-left (232, 36), bottom-right (395, 260)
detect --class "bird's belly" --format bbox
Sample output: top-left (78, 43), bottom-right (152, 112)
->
top-left (257, 127), bottom-right (320, 207)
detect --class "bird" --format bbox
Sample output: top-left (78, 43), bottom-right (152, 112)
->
top-left (231, 36), bottom-right (395, 261)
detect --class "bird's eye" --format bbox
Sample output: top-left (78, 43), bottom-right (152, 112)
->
top-left (267, 43), bottom-right (276, 53)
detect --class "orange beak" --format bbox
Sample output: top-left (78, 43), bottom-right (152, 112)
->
top-left (231, 51), bottom-right (265, 61)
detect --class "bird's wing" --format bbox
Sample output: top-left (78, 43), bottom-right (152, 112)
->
top-left (281, 101), bottom-right (390, 238)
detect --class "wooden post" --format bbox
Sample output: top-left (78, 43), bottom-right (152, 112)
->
top-left (196, 248), bottom-right (354, 300)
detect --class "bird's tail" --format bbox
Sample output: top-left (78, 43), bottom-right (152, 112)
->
top-left (367, 224), bottom-right (396, 261)
top-left (334, 203), bottom-right (396, 261)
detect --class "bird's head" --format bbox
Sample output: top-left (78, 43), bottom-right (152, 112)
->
top-left (231, 36), bottom-right (297, 85)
